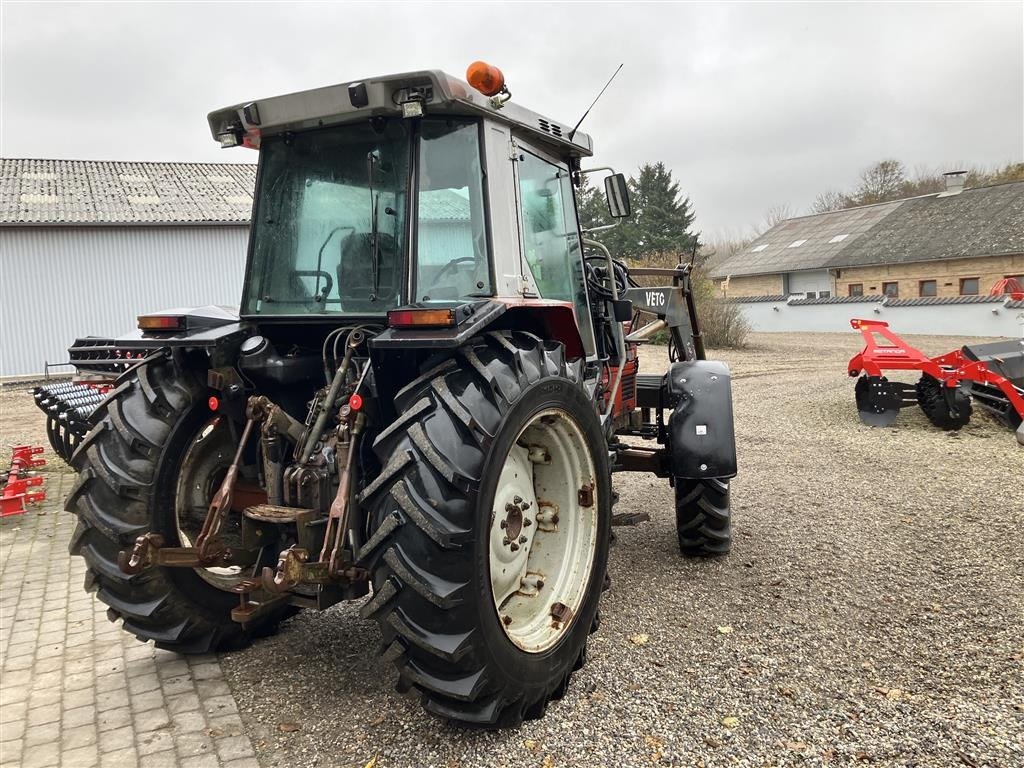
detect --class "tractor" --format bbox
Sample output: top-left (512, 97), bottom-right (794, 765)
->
top-left (54, 64), bottom-right (738, 727)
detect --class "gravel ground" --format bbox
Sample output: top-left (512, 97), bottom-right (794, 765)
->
top-left (3, 331), bottom-right (1021, 767)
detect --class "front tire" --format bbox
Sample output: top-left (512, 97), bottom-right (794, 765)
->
top-left (675, 478), bottom-right (732, 557)
top-left (66, 358), bottom-right (289, 652)
top-left (360, 332), bottom-right (611, 727)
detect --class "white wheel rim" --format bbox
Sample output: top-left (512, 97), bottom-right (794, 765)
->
top-left (175, 418), bottom-right (244, 591)
top-left (489, 408), bottom-right (598, 653)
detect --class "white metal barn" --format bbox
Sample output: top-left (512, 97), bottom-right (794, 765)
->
top-left (0, 159), bottom-right (254, 378)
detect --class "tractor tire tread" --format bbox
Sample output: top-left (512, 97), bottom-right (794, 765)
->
top-left (362, 331), bottom-right (603, 727)
top-left (675, 477), bottom-right (732, 557)
top-left (65, 358), bottom-right (287, 654)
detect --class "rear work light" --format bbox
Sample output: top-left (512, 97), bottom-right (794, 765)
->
top-left (138, 315), bottom-right (186, 332)
top-left (387, 308), bottom-right (457, 329)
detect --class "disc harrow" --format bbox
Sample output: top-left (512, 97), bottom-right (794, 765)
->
top-left (847, 318), bottom-right (1024, 444)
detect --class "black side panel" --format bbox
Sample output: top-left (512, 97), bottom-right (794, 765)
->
top-left (961, 339), bottom-right (1024, 386)
top-left (667, 360), bottom-right (737, 480)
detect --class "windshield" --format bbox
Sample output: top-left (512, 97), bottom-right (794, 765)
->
top-left (245, 117), bottom-right (493, 316)
top-left (245, 120), bottom-right (410, 315)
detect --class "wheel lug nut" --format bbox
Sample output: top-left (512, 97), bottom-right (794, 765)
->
top-left (502, 536), bottom-right (510, 545)
top-left (519, 535), bottom-right (527, 544)
top-left (513, 495), bottom-right (523, 504)
top-left (510, 543), bottom-right (519, 552)
top-left (523, 518), bottom-right (532, 527)
top-left (500, 520), bottom-right (507, 529)
top-left (520, 501), bottom-right (532, 511)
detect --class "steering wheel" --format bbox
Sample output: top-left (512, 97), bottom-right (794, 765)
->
top-left (424, 257), bottom-right (478, 294)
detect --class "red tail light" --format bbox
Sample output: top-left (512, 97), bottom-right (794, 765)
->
top-left (138, 315), bottom-right (185, 331)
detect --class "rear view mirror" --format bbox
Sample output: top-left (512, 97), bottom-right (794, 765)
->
top-left (604, 173), bottom-right (631, 218)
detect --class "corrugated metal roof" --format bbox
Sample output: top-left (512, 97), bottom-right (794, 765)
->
top-left (1, 158), bottom-right (471, 225)
top-left (711, 180), bottom-right (1024, 278)
top-left (1, 159), bottom-right (256, 225)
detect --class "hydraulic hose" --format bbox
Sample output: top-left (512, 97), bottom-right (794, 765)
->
top-left (583, 237), bottom-right (627, 421)
top-left (298, 329), bottom-right (363, 465)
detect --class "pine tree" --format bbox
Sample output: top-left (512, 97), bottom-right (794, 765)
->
top-left (573, 162), bottom-right (697, 261)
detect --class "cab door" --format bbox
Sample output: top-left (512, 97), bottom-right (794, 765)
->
top-left (511, 139), bottom-right (597, 357)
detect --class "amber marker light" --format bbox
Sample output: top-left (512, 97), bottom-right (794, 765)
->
top-left (387, 308), bottom-right (458, 328)
top-left (138, 315), bottom-right (185, 331)
top-left (466, 61), bottom-right (506, 97)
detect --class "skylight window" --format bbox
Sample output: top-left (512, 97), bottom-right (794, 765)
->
top-left (788, 239), bottom-right (807, 248)
top-left (828, 234), bottom-right (849, 243)
top-left (751, 244), bottom-right (768, 252)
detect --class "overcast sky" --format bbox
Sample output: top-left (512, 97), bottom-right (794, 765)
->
top-left (2, 1), bottom-right (1021, 238)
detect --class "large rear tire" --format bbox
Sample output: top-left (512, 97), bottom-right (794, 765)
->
top-left (360, 332), bottom-right (611, 727)
top-left (66, 358), bottom-right (289, 653)
top-left (675, 478), bottom-right (732, 557)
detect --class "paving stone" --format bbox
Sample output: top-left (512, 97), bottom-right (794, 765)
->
top-left (167, 692), bottom-right (201, 715)
top-left (23, 719), bottom-right (61, 747)
top-left (98, 747), bottom-right (138, 768)
top-left (170, 710), bottom-right (208, 734)
top-left (60, 743), bottom-right (98, 768)
top-left (0, 700), bottom-right (27, 724)
top-left (61, 686), bottom-right (95, 711)
top-left (196, 678), bottom-right (233, 700)
top-left (129, 689), bottom-right (167, 714)
top-left (180, 754), bottom-right (221, 768)
top-left (189, 662), bottom-right (223, 681)
top-left (136, 725), bottom-right (175, 755)
top-left (62, 704), bottom-right (97, 729)
top-left (214, 736), bottom-right (255, 763)
top-left (140, 749), bottom-right (179, 768)
top-left (61, 722), bottom-right (98, 750)
top-left (160, 674), bottom-right (197, 696)
top-left (97, 706), bottom-right (132, 732)
top-left (96, 724), bottom-right (134, 751)
top-left (19, 740), bottom-right (59, 768)
top-left (175, 730), bottom-right (216, 758)
top-left (26, 704), bottom-right (61, 728)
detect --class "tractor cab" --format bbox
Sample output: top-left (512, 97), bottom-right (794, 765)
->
top-left (210, 67), bottom-right (610, 360)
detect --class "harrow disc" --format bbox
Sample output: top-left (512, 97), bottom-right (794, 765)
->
top-left (855, 375), bottom-right (906, 427)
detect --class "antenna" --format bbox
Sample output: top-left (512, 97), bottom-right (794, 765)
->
top-left (568, 64), bottom-right (624, 141)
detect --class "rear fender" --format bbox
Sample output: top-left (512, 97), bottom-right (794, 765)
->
top-left (667, 359), bottom-right (737, 480)
top-left (500, 301), bottom-right (585, 360)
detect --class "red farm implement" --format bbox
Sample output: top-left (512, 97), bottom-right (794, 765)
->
top-left (847, 318), bottom-right (1024, 445)
top-left (1, 446), bottom-right (47, 517)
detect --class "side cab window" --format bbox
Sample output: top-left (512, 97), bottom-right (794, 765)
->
top-left (515, 147), bottom-right (596, 356)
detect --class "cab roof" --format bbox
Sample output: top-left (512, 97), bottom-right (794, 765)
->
top-left (207, 70), bottom-right (593, 158)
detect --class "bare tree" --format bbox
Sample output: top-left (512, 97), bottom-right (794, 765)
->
top-left (854, 159), bottom-right (906, 204)
top-left (760, 203), bottom-right (793, 232)
top-left (811, 188), bottom-right (846, 213)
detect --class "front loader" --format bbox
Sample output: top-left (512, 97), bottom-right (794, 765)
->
top-left (52, 64), bottom-right (738, 727)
